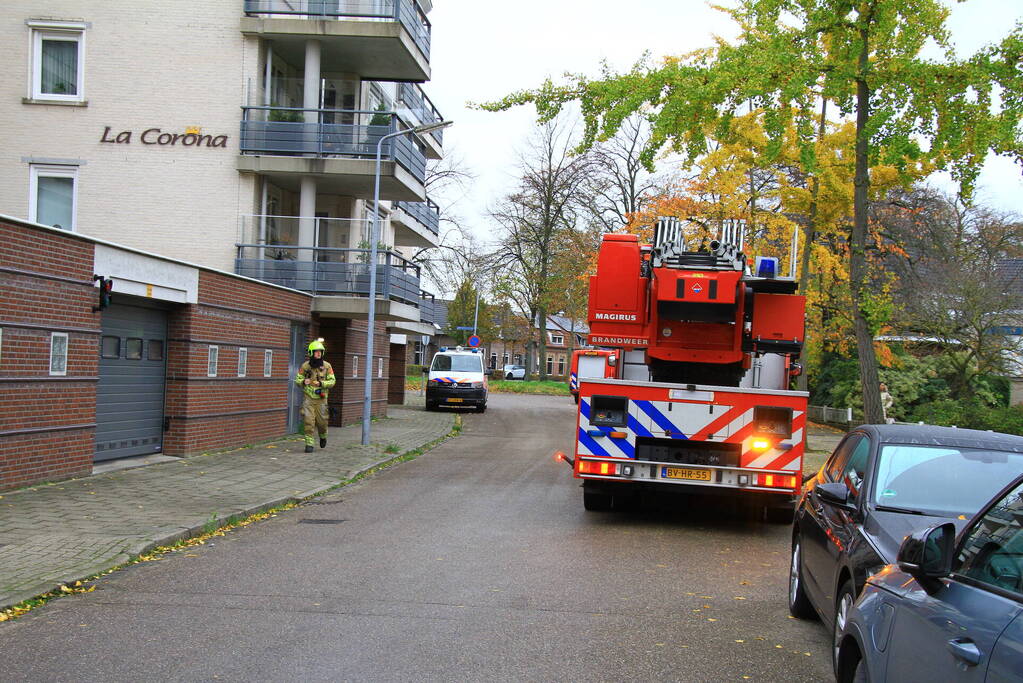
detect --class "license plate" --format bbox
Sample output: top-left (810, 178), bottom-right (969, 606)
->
top-left (446, 398), bottom-right (464, 403)
top-left (662, 466), bottom-right (712, 482)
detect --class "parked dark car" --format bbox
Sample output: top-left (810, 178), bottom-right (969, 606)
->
top-left (837, 473), bottom-right (1023, 682)
top-left (787, 424), bottom-right (1023, 674)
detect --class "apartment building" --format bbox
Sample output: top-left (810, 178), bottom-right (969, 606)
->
top-left (0, 1), bottom-right (446, 487)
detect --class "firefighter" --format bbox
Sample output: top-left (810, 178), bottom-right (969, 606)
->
top-left (294, 338), bottom-right (336, 453)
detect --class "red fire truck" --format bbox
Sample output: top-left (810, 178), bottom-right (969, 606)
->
top-left (568, 349), bottom-right (617, 403)
top-left (557, 218), bottom-right (807, 519)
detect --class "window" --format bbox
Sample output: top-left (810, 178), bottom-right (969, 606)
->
top-left (101, 335), bottom-right (120, 359)
top-left (148, 339), bottom-right (164, 361)
top-left (30, 164), bottom-right (78, 230)
top-left (377, 357), bottom-right (383, 378)
top-left (353, 354), bottom-right (359, 378)
top-left (238, 347), bottom-right (248, 377)
top-left (207, 345), bottom-right (218, 377)
top-left (0, 328), bottom-right (3, 366)
top-left (956, 480), bottom-right (1023, 596)
top-left (413, 340), bottom-right (423, 365)
top-left (263, 349), bottom-right (273, 377)
top-left (557, 355), bottom-right (566, 376)
top-left (490, 353), bottom-right (497, 369)
top-left (838, 437), bottom-right (870, 503)
top-left (503, 352), bottom-right (509, 365)
top-left (49, 332), bottom-right (68, 375)
top-left (550, 333), bottom-right (564, 345)
top-left (29, 23), bottom-right (85, 102)
top-left (126, 338), bottom-right (142, 360)
top-left (825, 434), bottom-right (861, 483)
top-left (546, 355), bottom-right (554, 375)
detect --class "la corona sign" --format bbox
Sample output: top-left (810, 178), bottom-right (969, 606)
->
top-left (100, 126), bottom-right (228, 148)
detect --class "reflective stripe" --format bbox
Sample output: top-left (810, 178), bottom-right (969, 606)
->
top-left (635, 400), bottom-right (688, 439)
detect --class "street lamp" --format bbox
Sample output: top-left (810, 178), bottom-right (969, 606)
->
top-left (362, 119), bottom-right (454, 446)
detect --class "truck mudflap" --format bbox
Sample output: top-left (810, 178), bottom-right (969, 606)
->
top-left (573, 379), bottom-right (807, 494)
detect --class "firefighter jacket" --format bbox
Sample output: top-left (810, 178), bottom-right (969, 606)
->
top-left (294, 360), bottom-right (336, 400)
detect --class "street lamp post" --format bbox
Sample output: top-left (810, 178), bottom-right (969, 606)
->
top-left (362, 119), bottom-right (453, 446)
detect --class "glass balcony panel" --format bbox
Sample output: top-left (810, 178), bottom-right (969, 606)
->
top-left (239, 107), bottom-right (427, 182)
top-left (235, 242), bottom-right (421, 305)
top-left (243, 0), bottom-right (431, 60)
top-left (393, 198), bottom-right (439, 235)
top-left (395, 82), bottom-right (443, 145)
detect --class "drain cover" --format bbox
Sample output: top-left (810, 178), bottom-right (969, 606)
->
top-left (298, 519), bottom-right (345, 525)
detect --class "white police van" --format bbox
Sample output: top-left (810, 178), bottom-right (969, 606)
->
top-left (425, 346), bottom-right (489, 412)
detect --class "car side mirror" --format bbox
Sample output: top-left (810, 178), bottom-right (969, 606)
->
top-left (897, 522), bottom-right (955, 581)
top-left (817, 482), bottom-right (854, 510)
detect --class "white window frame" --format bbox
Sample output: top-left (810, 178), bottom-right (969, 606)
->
top-left (558, 355), bottom-right (566, 376)
top-left (546, 355), bottom-right (554, 375)
top-left (263, 349), bottom-right (273, 377)
top-left (49, 332), bottom-right (68, 376)
top-left (29, 164), bottom-right (78, 231)
top-left (550, 333), bottom-right (564, 345)
top-left (29, 22), bottom-right (86, 103)
top-left (353, 355), bottom-right (359, 378)
top-left (237, 347), bottom-right (247, 377)
top-left (377, 357), bottom-right (384, 378)
top-left (207, 345), bottom-right (219, 377)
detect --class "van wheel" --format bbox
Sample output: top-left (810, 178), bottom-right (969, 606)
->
top-left (583, 481), bottom-right (612, 511)
top-left (476, 403), bottom-right (487, 413)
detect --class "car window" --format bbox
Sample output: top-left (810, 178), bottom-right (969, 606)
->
top-left (955, 480), bottom-right (1023, 596)
top-left (431, 354), bottom-right (483, 373)
top-left (825, 434), bottom-right (861, 482)
top-left (839, 437), bottom-right (870, 502)
top-left (874, 446), bottom-right (1023, 517)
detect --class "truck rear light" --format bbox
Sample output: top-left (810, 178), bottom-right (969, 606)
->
top-left (758, 473), bottom-right (797, 489)
top-left (577, 460), bottom-right (617, 476)
top-left (751, 439), bottom-right (771, 451)
top-left (608, 431), bottom-right (628, 439)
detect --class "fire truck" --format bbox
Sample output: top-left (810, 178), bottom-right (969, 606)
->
top-left (568, 348), bottom-right (617, 403)
top-left (558, 218), bottom-right (807, 519)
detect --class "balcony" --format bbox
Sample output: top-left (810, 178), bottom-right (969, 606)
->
top-left (237, 107), bottom-right (427, 201)
top-left (241, 0), bottom-right (431, 81)
top-left (236, 243), bottom-right (423, 322)
top-left (395, 82), bottom-right (443, 158)
top-left (391, 199), bottom-right (440, 248)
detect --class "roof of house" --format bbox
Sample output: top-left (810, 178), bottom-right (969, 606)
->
top-left (546, 314), bottom-right (588, 335)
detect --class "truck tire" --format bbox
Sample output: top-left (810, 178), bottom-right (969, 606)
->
top-left (583, 482), bottom-right (612, 511)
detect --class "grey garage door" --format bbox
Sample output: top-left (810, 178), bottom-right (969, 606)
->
top-left (94, 302), bottom-right (168, 462)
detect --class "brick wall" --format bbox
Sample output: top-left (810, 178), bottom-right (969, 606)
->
top-left (162, 270), bottom-right (310, 456)
top-left (316, 318), bottom-right (390, 425)
top-left (0, 218), bottom-right (99, 490)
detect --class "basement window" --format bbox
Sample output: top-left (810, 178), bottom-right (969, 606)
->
top-left (207, 345), bottom-right (218, 377)
top-left (263, 349), bottom-right (273, 377)
top-left (238, 347), bottom-right (247, 377)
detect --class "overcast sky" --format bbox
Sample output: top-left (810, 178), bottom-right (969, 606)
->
top-left (425, 0), bottom-right (1023, 246)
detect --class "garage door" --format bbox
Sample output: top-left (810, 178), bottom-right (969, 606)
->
top-left (94, 302), bottom-right (168, 461)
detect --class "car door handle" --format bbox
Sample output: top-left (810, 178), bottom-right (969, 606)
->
top-left (947, 638), bottom-right (982, 666)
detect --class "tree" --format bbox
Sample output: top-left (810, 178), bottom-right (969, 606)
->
top-left (582, 115), bottom-right (663, 233)
top-left (483, 1), bottom-right (1022, 422)
top-left (490, 118), bottom-right (594, 380)
top-left (445, 278), bottom-right (497, 346)
top-left (881, 189), bottom-right (1023, 396)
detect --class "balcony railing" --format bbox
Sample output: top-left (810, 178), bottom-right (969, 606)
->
top-left (237, 214), bottom-right (367, 248)
top-left (393, 198), bottom-right (440, 235)
top-left (239, 107), bottom-right (426, 182)
top-left (418, 290), bottom-right (436, 325)
top-left (243, 0), bottom-right (431, 60)
top-left (396, 82), bottom-right (444, 145)
top-left (235, 244), bottom-right (420, 305)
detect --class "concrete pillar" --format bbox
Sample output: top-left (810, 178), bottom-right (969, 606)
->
top-left (303, 40), bottom-right (321, 122)
top-left (298, 176), bottom-right (317, 261)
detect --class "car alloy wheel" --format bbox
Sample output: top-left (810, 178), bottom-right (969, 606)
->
top-left (833, 580), bottom-right (855, 675)
top-left (788, 538), bottom-right (815, 619)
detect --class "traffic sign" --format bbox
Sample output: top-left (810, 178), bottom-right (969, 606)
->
top-left (467, 335), bottom-right (481, 348)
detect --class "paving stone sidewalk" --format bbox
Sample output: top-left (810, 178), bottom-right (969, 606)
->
top-left (0, 400), bottom-right (454, 611)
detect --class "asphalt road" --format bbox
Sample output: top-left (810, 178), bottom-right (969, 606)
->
top-left (1, 393), bottom-right (831, 682)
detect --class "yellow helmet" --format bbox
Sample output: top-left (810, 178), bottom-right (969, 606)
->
top-left (307, 338), bottom-right (326, 356)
